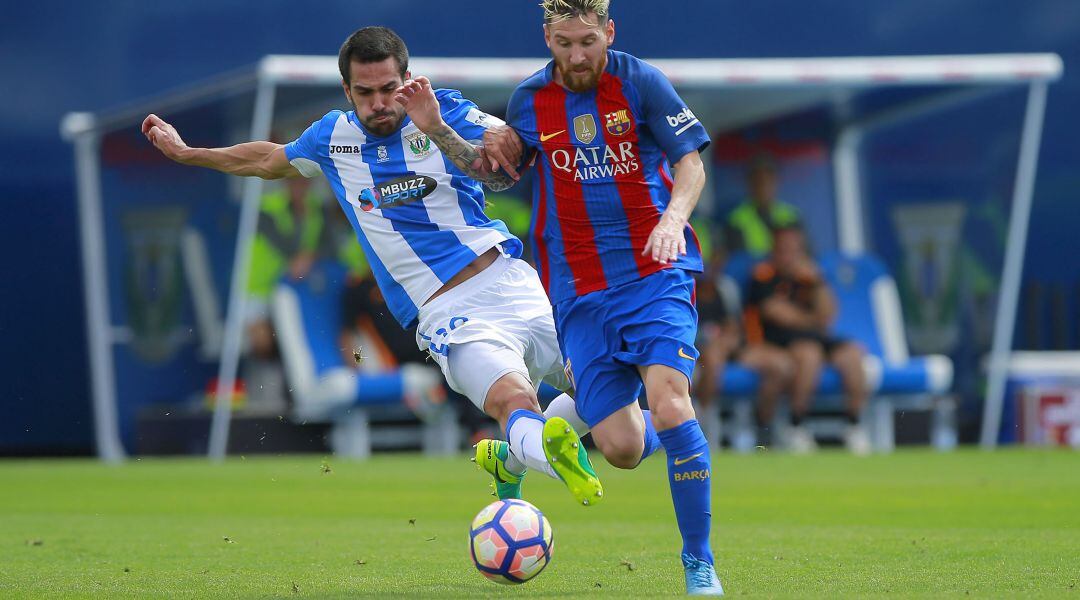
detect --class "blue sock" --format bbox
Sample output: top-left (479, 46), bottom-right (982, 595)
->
top-left (639, 410), bottom-right (662, 464)
top-left (657, 419), bottom-right (713, 564)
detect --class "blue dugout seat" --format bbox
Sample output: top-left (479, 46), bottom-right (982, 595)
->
top-left (271, 261), bottom-right (459, 457)
top-left (818, 253), bottom-right (952, 397)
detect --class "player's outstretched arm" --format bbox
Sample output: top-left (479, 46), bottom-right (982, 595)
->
top-left (643, 151), bottom-right (707, 264)
top-left (141, 113), bottom-right (299, 180)
top-left (392, 77), bottom-right (516, 192)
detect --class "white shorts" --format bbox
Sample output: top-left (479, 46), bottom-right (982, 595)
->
top-left (415, 254), bottom-right (569, 412)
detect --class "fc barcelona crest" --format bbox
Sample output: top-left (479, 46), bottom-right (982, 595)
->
top-left (573, 113), bottom-right (597, 144)
top-left (604, 109), bottom-right (632, 136)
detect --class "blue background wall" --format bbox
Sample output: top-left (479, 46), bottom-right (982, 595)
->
top-left (1, 0), bottom-right (1077, 452)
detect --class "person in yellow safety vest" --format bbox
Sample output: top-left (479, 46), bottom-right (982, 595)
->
top-left (246, 176), bottom-right (331, 358)
top-left (725, 154), bottom-right (801, 257)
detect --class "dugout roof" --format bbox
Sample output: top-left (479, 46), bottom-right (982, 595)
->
top-left (69, 53), bottom-right (1062, 136)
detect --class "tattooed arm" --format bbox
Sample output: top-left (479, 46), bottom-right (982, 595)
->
top-left (426, 122), bottom-right (516, 192)
top-left (393, 76), bottom-right (516, 192)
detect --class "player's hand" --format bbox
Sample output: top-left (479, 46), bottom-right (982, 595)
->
top-left (482, 124), bottom-right (523, 181)
top-left (393, 76), bottom-right (443, 134)
top-left (642, 214), bottom-right (687, 265)
top-left (141, 113), bottom-right (192, 163)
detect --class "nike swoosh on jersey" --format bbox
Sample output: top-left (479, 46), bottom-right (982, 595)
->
top-left (678, 347), bottom-right (695, 360)
top-left (673, 452), bottom-right (703, 466)
top-left (540, 130), bottom-right (566, 142)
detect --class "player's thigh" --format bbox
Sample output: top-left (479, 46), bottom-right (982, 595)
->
top-left (614, 270), bottom-right (699, 407)
top-left (555, 295), bottom-right (642, 428)
top-left (515, 267), bottom-right (571, 392)
top-left (444, 340), bottom-right (535, 418)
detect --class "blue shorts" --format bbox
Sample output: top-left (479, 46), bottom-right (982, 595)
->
top-left (553, 268), bottom-right (699, 427)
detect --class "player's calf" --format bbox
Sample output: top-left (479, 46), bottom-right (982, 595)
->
top-left (594, 435), bottom-right (644, 469)
top-left (643, 364), bottom-right (717, 574)
top-left (592, 422), bottom-right (646, 469)
top-left (591, 404), bottom-right (663, 469)
top-left (482, 372), bottom-right (542, 425)
top-left (482, 373), bottom-right (565, 482)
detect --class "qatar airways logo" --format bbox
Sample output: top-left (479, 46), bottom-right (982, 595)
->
top-left (549, 141), bottom-right (640, 182)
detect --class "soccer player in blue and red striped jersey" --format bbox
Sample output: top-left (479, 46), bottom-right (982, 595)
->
top-left (482, 0), bottom-right (723, 594)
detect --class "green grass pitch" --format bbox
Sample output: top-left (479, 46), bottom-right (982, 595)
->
top-left (2, 449), bottom-right (1078, 598)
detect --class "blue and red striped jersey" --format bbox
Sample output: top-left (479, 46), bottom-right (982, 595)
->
top-left (506, 50), bottom-right (710, 304)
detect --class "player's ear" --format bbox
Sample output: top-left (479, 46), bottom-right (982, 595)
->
top-left (543, 24), bottom-right (552, 49)
top-left (341, 80), bottom-right (351, 102)
top-left (606, 18), bottom-right (615, 45)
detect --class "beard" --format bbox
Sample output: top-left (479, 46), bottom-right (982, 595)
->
top-left (357, 107), bottom-right (405, 136)
top-left (558, 61), bottom-right (602, 92)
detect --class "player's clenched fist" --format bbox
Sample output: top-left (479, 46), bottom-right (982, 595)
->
top-left (141, 114), bottom-right (191, 163)
top-left (482, 124), bottom-right (523, 181)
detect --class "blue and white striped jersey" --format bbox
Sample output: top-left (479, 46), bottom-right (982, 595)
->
top-left (285, 89), bottom-right (522, 328)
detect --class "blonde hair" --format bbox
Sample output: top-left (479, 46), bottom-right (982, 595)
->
top-left (540, 0), bottom-right (610, 24)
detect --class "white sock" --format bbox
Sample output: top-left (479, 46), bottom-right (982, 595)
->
top-left (503, 448), bottom-right (526, 474)
top-left (506, 410), bottom-right (558, 479)
top-left (544, 393), bottom-right (590, 436)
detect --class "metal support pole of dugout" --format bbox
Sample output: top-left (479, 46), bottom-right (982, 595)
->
top-left (207, 76), bottom-right (277, 460)
top-left (66, 113), bottom-right (127, 463)
top-left (832, 126), bottom-right (865, 254)
top-left (980, 82), bottom-right (1049, 449)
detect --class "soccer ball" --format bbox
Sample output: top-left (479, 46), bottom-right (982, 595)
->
top-left (468, 499), bottom-right (554, 584)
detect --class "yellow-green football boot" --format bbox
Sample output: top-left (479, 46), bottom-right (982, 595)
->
top-left (472, 439), bottom-right (524, 500)
top-left (542, 417), bottom-right (604, 506)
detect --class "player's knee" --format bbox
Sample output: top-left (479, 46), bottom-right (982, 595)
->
top-left (483, 374), bottom-right (539, 423)
top-left (645, 375), bottom-right (694, 430)
top-left (595, 435), bottom-right (644, 470)
top-left (650, 397), bottom-right (695, 431)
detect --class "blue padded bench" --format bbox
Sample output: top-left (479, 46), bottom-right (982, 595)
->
top-left (272, 261), bottom-right (459, 457)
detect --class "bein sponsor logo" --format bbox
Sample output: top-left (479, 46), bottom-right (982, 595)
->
top-left (665, 107), bottom-right (698, 135)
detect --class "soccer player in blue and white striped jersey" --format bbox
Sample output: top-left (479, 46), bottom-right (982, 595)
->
top-left (142, 26), bottom-right (602, 506)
